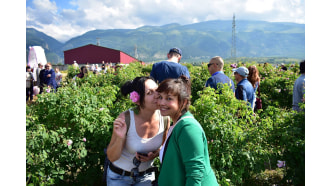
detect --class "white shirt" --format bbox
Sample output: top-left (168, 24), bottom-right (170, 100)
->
top-left (113, 109), bottom-right (165, 171)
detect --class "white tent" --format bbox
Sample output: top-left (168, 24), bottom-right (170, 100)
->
top-left (28, 46), bottom-right (47, 69)
top-left (28, 46), bottom-right (48, 80)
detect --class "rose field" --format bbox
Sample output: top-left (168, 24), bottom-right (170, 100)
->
top-left (26, 61), bottom-right (305, 185)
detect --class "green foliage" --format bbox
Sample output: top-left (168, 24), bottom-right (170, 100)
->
top-left (26, 61), bottom-right (305, 185)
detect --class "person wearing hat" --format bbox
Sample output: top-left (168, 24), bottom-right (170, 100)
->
top-left (205, 56), bottom-right (235, 93)
top-left (150, 47), bottom-right (190, 84)
top-left (232, 66), bottom-right (255, 109)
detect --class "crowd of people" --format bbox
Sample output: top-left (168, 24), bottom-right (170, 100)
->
top-left (26, 47), bottom-right (305, 185)
top-left (26, 63), bottom-right (62, 102)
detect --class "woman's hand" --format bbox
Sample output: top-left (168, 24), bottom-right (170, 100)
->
top-left (136, 149), bottom-right (160, 162)
top-left (113, 115), bottom-right (127, 139)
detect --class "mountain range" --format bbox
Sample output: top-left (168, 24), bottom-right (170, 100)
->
top-left (26, 20), bottom-right (305, 63)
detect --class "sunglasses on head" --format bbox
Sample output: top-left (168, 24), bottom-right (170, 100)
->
top-left (131, 157), bottom-right (141, 181)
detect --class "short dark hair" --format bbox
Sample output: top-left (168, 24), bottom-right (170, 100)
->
top-left (299, 60), bottom-right (305, 74)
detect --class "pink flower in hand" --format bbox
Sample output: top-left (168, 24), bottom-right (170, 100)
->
top-left (67, 139), bottom-right (73, 146)
top-left (130, 91), bottom-right (140, 103)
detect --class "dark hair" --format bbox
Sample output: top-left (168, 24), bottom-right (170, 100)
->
top-left (156, 75), bottom-right (191, 118)
top-left (299, 60), bottom-right (305, 74)
top-left (26, 66), bottom-right (31, 72)
top-left (81, 66), bottom-right (88, 74)
top-left (121, 76), bottom-right (155, 109)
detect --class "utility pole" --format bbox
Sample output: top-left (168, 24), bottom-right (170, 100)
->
top-left (96, 38), bottom-right (100, 46)
top-left (231, 13), bottom-right (236, 62)
top-left (134, 44), bottom-right (139, 59)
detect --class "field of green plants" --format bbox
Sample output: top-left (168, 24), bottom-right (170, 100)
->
top-left (26, 61), bottom-right (305, 185)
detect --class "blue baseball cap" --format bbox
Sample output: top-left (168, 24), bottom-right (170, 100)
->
top-left (232, 66), bottom-right (249, 77)
top-left (169, 47), bottom-right (182, 56)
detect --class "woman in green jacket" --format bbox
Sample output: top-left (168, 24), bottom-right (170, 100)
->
top-left (156, 75), bottom-right (218, 186)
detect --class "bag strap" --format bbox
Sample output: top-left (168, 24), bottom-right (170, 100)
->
top-left (124, 110), bottom-right (130, 135)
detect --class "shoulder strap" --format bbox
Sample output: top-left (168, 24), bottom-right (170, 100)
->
top-left (124, 110), bottom-right (130, 135)
top-left (257, 82), bottom-right (261, 97)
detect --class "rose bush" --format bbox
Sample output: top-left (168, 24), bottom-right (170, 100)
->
top-left (26, 61), bottom-right (304, 185)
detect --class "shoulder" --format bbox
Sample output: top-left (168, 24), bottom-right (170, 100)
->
top-left (153, 61), bottom-right (167, 66)
top-left (176, 113), bottom-right (201, 131)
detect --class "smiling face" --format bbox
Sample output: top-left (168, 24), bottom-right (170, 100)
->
top-left (157, 92), bottom-right (180, 121)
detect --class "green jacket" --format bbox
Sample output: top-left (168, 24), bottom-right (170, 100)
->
top-left (158, 111), bottom-right (218, 186)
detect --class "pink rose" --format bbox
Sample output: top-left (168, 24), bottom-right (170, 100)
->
top-left (46, 88), bottom-right (51, 93)
top-left (67, 139), bottom-right (73, 146)
top-left (277, 160), bottom-right (286, 168)
top-left (130, 91), bottom-right (140, 103)
top-left (83, 138), bottom-right (87, 142)
top-left (99, 108), bottom-right (104, 111)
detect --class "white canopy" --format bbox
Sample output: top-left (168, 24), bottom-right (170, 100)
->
top-left (28, 46), bottom-right (48, 69)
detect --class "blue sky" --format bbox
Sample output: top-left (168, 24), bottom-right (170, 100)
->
top-left (26, 0), bottom-right (306, 42)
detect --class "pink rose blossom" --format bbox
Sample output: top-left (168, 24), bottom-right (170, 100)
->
top-left (278, 89), bottom-right (281, 93)
top-left (83, 138), bottom-right (87, 142)
top-left (46, 88), bottom-right (51, 93)
top-left (277, 160), bottom-right (286, 168)
top-left (99, 108), bottom-right (104, 111)
top-left (130, 91), bottom-right (140, 103)
top-left (67, 139), bottom-right (73, 146)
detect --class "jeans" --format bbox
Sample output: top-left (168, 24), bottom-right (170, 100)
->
top-left (107, 166), bottom-right (155, 186)
top-left (26, 86), bottom-right (33, 101)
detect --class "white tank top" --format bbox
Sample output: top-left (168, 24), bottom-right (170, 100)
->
top-left (113, 109), bottom-right (165, 171)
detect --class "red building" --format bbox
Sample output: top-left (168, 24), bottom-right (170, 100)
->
top-left (64, 44), bottom-right (143, 65)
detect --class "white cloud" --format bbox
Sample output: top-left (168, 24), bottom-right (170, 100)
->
top-left (26, 0), bottom-right (305, 42)
top-left (245, 0), bottom-right (275, 13)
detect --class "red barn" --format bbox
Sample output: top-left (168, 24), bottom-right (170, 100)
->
top-left (64, 44), bottom-right (144, 65)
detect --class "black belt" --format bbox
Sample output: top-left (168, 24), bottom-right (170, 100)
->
top-left (109, 162), bottom-right (157, 177)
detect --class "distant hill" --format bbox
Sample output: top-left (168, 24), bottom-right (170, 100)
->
top-left (26, 28), bottom-right (63, 63)
top-left (26, 20), bottom-right (305, 64)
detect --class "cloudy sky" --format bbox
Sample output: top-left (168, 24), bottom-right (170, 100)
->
top-left (26, 0), bottom-right (305, 43)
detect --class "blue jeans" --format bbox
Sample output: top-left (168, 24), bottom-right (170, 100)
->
top-left (107, 167), bottom-right (155, 186)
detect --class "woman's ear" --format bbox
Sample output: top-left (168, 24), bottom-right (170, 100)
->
top-left (183, 99), bottom-right (188, 107)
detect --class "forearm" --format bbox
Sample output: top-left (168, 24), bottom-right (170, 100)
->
top-left (107, 135), bottom-right (125, 162)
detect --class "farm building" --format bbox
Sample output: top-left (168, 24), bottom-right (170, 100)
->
top-left (64, 44), bottom-right (143, 65)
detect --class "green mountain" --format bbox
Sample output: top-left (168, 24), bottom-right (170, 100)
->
top-left (26, 20), bottom-right (305, 63)
top-left (26, 28), bottom-right (63, 63)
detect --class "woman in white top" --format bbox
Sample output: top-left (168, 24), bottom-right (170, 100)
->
top-left (55, 67), bottom-right (62, 87)
top-left (106, 76), bottom-right (169, 186)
